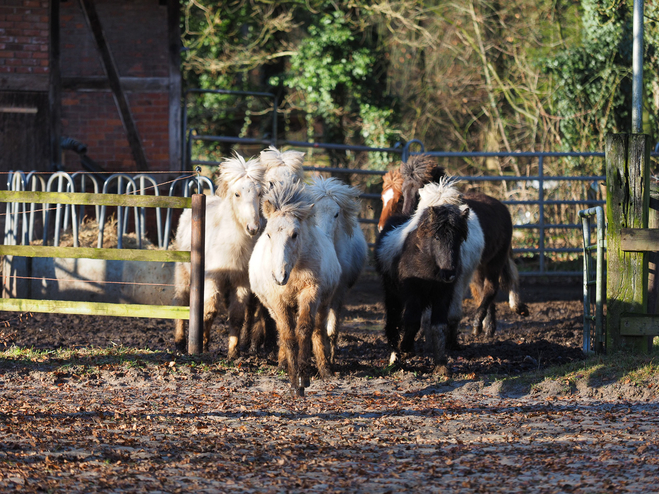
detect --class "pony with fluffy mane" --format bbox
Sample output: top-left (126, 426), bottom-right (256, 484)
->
top-left (249, 181), bottom-right (341, 397)
top-left (398, 157), bottom-right (529, 344)
top-left (260, 146), bottom-right (306, 189)
top-left (375, 178), bottom-right (485, 375)
top-left (173, 152), bottom-right (266, 357)
top-left (308, 176), bottom-right (368, 363)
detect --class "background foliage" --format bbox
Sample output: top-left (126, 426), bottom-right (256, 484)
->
top-left (181, 0), bottom-right (659, 175)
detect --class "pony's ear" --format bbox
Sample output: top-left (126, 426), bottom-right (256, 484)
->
top-left (262, 200), bottom-right (275, 218)
top-left (461, 207), bottom-right (470, 220)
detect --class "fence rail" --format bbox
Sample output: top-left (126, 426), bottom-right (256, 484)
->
top-left (0, 191), bottom-right (207, 354)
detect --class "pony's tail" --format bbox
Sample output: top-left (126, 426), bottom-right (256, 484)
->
top-left (500, 250), bottom-right (530, 317)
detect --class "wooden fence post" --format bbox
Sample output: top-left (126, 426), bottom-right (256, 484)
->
top-left (606, 133), bottom-right (650, 353)
top-left (188, 193), bottom-right (205, 354)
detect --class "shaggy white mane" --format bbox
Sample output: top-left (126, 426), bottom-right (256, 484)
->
top-left (308, 176), bottom-right (362, 235)
top-left (417, 176), bottom-right (463, 209)
top-left (216, 152), bottom-right (265, 198)
top-left (377, 176), bottom-right (465, 274)
top-left (260, 146), bottom-right (306, 181)
top-left (263, 180), bottom-right (313, 220)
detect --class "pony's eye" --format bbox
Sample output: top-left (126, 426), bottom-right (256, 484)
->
top-left (292, 232), bottom-right (298, 239)
top-left (334, 212), bottom-right (339, 218)
top-left (235, 192), bottom-right (240, 197)
top-left (267, 233), bottom-right (271, 239)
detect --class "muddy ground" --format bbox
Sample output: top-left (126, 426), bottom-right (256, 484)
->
top-left (1, 274), bottom-right (585, 377)
top-left (1, 275), bottom-right (659, 493)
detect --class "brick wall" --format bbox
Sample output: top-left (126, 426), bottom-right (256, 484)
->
top-left (0, 0), bottom-right (49, 76)
top-left (0, 0), bottom-right (174, 173)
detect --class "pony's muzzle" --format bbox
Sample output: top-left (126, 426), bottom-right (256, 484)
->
top-left (246, 223), bottom-right (260, 236)
top-left (439, 271), bottom-right (457, 283)
top-left (273, 270), bottom-right (290, 286)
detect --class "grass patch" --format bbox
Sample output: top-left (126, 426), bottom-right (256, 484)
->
top-left (491, 348), bottom-right (659, 392)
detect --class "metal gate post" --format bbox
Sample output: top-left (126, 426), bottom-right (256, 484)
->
top-left (579, 206), bottom-right (605, 353)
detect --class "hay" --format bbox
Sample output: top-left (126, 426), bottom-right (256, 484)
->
top-left (31, 216), bottom-right (158, 249)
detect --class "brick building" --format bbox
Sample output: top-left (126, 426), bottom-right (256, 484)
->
top-left (0, 0), bottom-right (181, 174)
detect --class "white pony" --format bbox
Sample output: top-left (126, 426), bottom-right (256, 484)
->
top-left (173, 152), bottom-right (265, 357)
top-left (249, 181), bottom-right (341, 397)
top-left (260, 146), bottom-right (306, 189)
top-left (375, 178), bottom-right (485, 368)
top-left (308, 176), bottom-right (367, 363)
top-left (239, 146), bottom-right (308, 353)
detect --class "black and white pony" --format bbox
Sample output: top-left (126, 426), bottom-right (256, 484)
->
top-left (375, 179), bottom-right (485, 375)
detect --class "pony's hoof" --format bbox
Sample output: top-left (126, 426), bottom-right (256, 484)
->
top-left (484, 326), bottom-right (496, 338)
top-left (227, 349), bottom-right (239, 360)
top-left (472, 324), bottom-right (483, 336)
top-left (317, 367), bottom-right (332, 380)
top-left (433, 365), bottom-right (451, 377)
top-left (174, 341), bottom-right (187, 353)
top-left (516, 303), bottom-right (530, 317)
top-left (296, 387), bottom-right (305, 398)
top-left (388, 351), bottom-right (399, 366)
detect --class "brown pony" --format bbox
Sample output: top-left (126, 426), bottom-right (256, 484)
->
top-left (378, 170), bottom-right (404, 232)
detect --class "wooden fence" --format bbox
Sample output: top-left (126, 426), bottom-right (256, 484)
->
top-left (606, 134), bottom-right (659, 353)
top-left (0, 191), bottom-right (206, 354)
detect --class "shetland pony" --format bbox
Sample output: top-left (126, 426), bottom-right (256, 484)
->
top-left (249, 181), bottom-right (341, 397)
top-left (308, 177), bottom-right (368, 363)
top-left (173, 153), bottom-right (265, 357)
top-left (398, 154), bottom-right (529, 344)
top-left (241, 146), bottom-right (308, 354)
top-left (375, 179), bottom-right (485, 375)
top-left (378, 170), bottom-right (404, 232)
top-left (260, 146), bottom-right (306, 189)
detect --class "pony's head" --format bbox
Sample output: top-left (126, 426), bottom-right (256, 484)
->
top-left (308, 176), bottom-right (361, 240)
top-left (260, 146), bottom-right (306, 191)
top-left (416, 204), bottom-right (470, 284)
top-left (378, 170), bottom-right (404, 232)
top-left (400, 154), bottom-right (446, 216)
top-left (261, 181), bottom-right (314, 286)
top-left (216, 152), bottom-right (266, 236)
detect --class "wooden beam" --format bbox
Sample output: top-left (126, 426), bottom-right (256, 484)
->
top-left (0, 298), bottom-right (190, 320)
top-left (620, 314), bottom-right (659, 336)
top-left (49, 0), bottom-right (62, 171)
top-left (621, 228), bottom-right (659, 252)
top-left (168, 0), bottom-right (182, 172)
top-left (0, 74), bottom-right (49, 92)
top-left (61, 76), bottom-right (170, 92)
top-left (0, 245), bottom-right (190, 263)
top-left (78, 0), bottom-right (149, 171)
top-left (606, 133), bottom-right (651, 353)
top-left (0, 191), bottom-right (192, 209)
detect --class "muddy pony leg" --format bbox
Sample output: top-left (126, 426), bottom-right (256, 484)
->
top-left (312, 304), bottom-right (332, 379)
top-left (295, 288), bottom-right (320, 396)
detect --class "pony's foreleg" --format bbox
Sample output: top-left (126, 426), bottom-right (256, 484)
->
top-left (313, 304), bottom-right (332, 379)
top-left (295, 289), bottom-right (320, 395)
top-left (429, 299), bottom-right (451, 377)
top-left (227, 286), bottom-right (250, 360)
top-left (202, 281), bottom-right (221, 353)
top-left (383, 282), bottom-right (404, 364)
top-left (273, 309), bottom-right (300, 396)
top-left (399, 296), bottom-right (425, 358)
